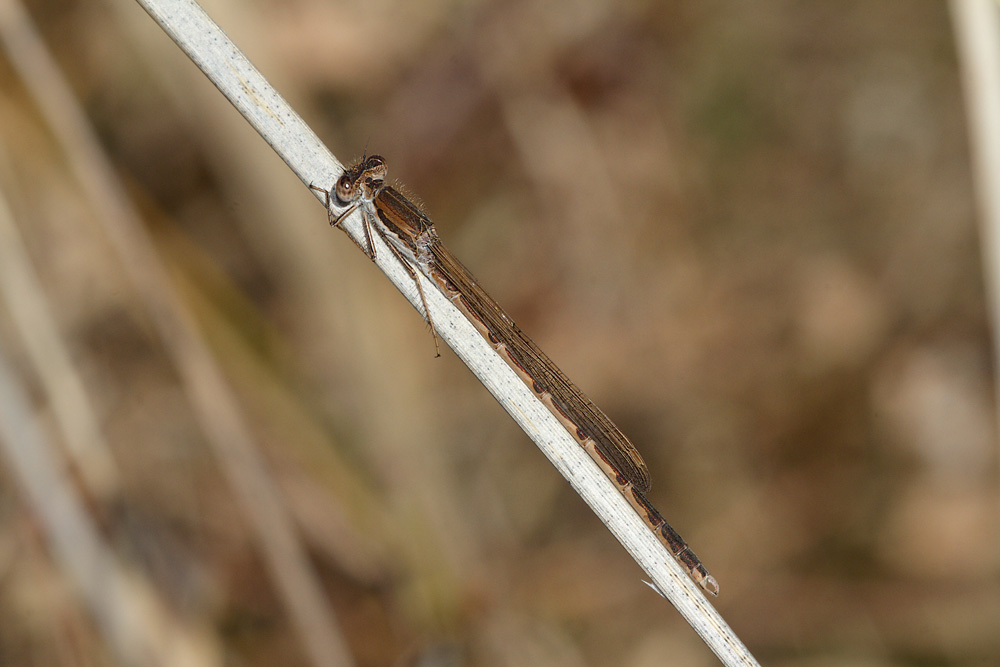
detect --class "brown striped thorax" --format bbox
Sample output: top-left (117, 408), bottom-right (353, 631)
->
top-left (317, 155), bottom-right (719, 596)
top-left (333, 155), bottom-right (436, 259)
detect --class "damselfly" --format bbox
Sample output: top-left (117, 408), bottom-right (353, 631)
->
top-left (313, 156), bottom-right (718, 595)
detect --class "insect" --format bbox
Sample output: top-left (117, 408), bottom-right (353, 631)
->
top-left (313, 156), bottom-right (717, 595)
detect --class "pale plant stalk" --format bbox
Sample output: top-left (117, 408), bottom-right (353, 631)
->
top-left (8, 0), bottom-right (759, 661)
top-left (134, 0), bottom-right (759, 663)
top-left (950, 0), bottom-right (1000, 455)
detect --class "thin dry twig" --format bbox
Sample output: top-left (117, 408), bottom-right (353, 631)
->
top-left (0, 227), bottom-right (219, 665)
top-left (0, 151), bottom-right (120, 501)
top-left (132, 0), bottom-right (757, 663)
top-left (950, 0), bottom-right (1000, 443)
top-left (0, 1), bottom-right (353, 665)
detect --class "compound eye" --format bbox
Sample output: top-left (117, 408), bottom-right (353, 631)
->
top-left (366, 155), bottom-right (388, 181)
top-left (334, 174), bottom-right (355, 204)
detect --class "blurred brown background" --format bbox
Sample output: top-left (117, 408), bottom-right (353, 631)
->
top-left (0, 0), bottom-right (996, 665)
